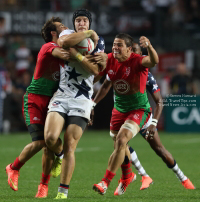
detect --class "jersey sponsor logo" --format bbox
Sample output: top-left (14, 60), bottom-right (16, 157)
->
top-left (52, 101), bottom-right (61, 107)
top-left (52, 71), bottom-right (60, 81)
top-left (114, 79), bottom-right (130, 94)
top-left (33, 117), bottom-right (40, 121)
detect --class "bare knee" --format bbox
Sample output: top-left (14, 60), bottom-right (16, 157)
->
top-left (115, 135), bottom-right (127, 151)
top-left (45, 131), bottom-right (58, 148)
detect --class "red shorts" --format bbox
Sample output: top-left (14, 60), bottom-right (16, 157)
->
top-left (22, 92), bottom-right (51, 126)
top-left (110, 108), bottom-right (151, 131)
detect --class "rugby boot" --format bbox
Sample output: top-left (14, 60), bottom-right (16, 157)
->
top-left (6, 164), bottom-right (19, 191)
top-left (93, 181), bottom-right (108, 195)
top-left (114, 172), bottom-right (135, 196)
top-left (51, 157), bottom-right (62, 178)
top-left (54, 192), bottom-right (67, 199)
top-left (182, 178), bottom-right (195, 189)
top-left (35, 183), bottom-right (48, 198)
top-left (140, 176), bottom-right (153, 190)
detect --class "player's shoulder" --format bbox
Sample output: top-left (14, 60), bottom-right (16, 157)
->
top-left (42, 42), bottom-right (58, 49)
top-left (93, 35), bottom-right (105, 54)
top-left (59, 29), bottom-right (75, 37)
top-left (130, 52), bottom-right (142, 59)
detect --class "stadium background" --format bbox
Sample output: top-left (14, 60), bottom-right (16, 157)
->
top-left (0, 1), bottom-right (200, 133)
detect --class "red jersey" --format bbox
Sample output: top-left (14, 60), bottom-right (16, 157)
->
top-left (100, 52), bottom-right (150, 113)
top-left (27, 42), bottom-right (64, 96)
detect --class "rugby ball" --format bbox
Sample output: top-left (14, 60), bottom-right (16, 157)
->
top-left (76, 38), bottom-right (94, 55)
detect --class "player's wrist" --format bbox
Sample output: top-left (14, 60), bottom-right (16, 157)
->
top-left (83, 30), bottom-right (93, 38)
top-left (75, 52), bottom-right (85, 62)
top-left (151, 118), bottom-right (158, 127)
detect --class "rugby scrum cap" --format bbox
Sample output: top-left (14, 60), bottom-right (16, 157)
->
top-left (72, 8), bottom-right (92, 30)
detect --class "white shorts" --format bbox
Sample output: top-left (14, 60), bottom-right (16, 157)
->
top-left (48, 90), bottom-right (93, 120)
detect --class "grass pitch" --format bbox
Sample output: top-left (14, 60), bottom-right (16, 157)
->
top-left (0, 130), bottom-right (199, 202)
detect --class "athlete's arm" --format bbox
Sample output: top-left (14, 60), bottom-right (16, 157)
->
top-left (52, 47), bottom-right (70, 61)
top-left (69, 48), bottom-right (106, 76)
top-left (93, 78), bottom-right (112, 104)
top-left (94, 75), bottom-right (102, 83)
top-left (151, 91), bottom-right (163, 121)
top-left (139, 36), bottom-right (159, 68)
top-left (58, 30), bottom-right (99, 49)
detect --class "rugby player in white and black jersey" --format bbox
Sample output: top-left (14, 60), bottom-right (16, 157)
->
top-left (44, 9), bottom-right (107, 199)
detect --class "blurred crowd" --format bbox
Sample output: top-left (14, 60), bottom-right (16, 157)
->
top-left (0, 35), bottom-right (34, 132)
top-left (0, 0), bottom-right (199, 132)
top-left (1, 0), bottom-right (200, 27)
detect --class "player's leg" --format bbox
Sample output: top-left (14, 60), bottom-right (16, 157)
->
top-left (55, 116), bottom-right (87, 199)
top-left (93, 121), bottom-right (139, 195)
top-left (6, 92), bottom-right (49, 191)
top-left (129, 146), bottom-right (153, 190)
top-left (35, 145), bottom-right (54, 198)
top-left (114, 144), bottom-right (136, 196)
top-left (44, 111), bottom-right (65, 154)
top-left (145, 130), bottom-right (195, 189)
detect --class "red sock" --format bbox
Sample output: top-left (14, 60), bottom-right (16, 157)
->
top-left (121, 161), bottom-right (132, 180)
top-left (11, 157), bottom-right (24, 170)
top-left (102, 169), bottom-right (116, 186)
top-left (41, 173), bottom-right (50, 185)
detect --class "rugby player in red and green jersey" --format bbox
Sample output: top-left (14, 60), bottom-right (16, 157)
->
top-left (92, 42), bottom-right (195, 195)
top-left (92, 33), bottom-right (159, 195)
top-left (6, 17), bottom-right (70, 198)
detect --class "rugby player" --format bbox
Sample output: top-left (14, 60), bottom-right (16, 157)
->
top-left (44, 9), bottom-right (107, 199)
top-left (6, 17), bottom-right (71, 198)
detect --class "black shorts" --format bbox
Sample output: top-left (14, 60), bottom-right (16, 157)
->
top-left (27, 124), bottom-right (44, 142)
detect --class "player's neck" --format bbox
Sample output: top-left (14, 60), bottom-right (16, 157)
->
top-left (52, 37), bottom-right (58, 44)
top-left (117, 52), bottom-right (131, 62)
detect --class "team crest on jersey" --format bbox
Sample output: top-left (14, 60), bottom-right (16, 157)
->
top-left (52, 101), bottom-right (61, 106)
top-left (108, 70), bottom-right (115, 75)
top-left (52, 71), bottom-right (60, 81)
top-left (114, 79), bottom-right (130, 94)
top-left (125, 67), bottom-right (130, 76)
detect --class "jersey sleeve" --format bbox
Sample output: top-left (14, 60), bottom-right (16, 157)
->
top-left (92, 36), bottom-right (105, 54)
top-left (146, 72), bottom-right (160, 94)
top-left (43, 42), bottom-right (59, 55)
top-left (59, 29), bottom-right (75, 37)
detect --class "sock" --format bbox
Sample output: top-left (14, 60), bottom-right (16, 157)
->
top-left (58, 184), bottom-right (69, 197)
top-left (41, 173), bottom-right (50, 185)
top-left (11, 157), bottom-right (24, 170)
top-left (55, 150), bottom-right (64, 159)
top-left (121, 157), bottom-right (132, 180)
top-left (102, 169), bottom-right (115, 186)
top-left (171, 160), bottom-right (187, 182)
top-left (129, 147), bottom-right (149, 177)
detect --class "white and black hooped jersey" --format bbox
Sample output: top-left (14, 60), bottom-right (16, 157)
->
top-left (58, 30), bottom-right (105, 100)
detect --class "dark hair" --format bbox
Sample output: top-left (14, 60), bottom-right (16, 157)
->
top-left (41, 17), bottom-right (62, 43)
top-left (115, 33), bottom-right (134, 48)
top-left (72, 8), bottom-right (92, 31)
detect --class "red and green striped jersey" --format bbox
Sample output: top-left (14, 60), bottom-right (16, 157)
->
top-left (99, 52), bottom-right (150, 113)
top-left (27, 42), bottom-right (64, 96)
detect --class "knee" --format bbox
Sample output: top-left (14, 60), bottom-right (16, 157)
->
top-left (115, 135), bottom-right (127, 150)
top-left (45, 132), bottom-right (57, 148)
